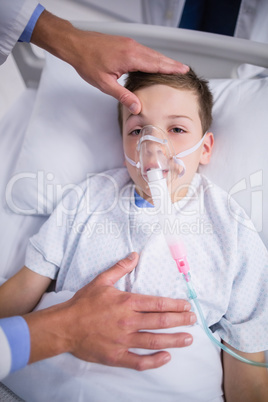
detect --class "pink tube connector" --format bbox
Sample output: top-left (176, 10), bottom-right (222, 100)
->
top-left (168, 241), bottom-right (190, 282)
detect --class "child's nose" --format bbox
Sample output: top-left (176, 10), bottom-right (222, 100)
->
top-left (144, 143), bottom-right (168, 169)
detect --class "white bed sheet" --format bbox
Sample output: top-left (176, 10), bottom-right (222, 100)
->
top-left (0, 89), bottom-right (46, 279)
top-left (3, 304), bottom-right (224, 402)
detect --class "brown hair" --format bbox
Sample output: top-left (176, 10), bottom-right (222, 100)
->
top-left (118, 68), bottom-right (213, 134)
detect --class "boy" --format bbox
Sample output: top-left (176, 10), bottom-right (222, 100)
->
top-left (0, 70), bottom-right (267, 401)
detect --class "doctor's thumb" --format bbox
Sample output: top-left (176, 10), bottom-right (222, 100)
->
top-left (95, 252), bottom-right (139, 287)
top-left (108, 82), bottom-right (141, 114)
top-left (119, 90), bottom-right (141, 115)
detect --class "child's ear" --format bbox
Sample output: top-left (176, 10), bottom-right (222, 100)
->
top-left (199, 132), bottom-right (214, 165)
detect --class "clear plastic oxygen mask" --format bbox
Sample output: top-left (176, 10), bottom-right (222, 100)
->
top-left (124, 125), bottom-right (183, 207)
top-left (138, 125), bottom-right (178, 208)
top-left (125, 124), bottom-right (207, 187)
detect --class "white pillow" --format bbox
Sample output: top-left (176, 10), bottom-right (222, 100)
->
top-left (10, 52), bottom-right (124, 215)
top-left (8, 52), bottom-right (268, 246)
top-left (200, 78), bottom-right (268, 246)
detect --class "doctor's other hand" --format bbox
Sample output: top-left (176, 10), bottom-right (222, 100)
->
top-left (44, 252), bottom-right (196, 370)
top-left (30, 10), bottom-right (189, 115)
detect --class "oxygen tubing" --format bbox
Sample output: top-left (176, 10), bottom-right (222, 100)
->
top-left (184, 276), bottom-right (268, 368)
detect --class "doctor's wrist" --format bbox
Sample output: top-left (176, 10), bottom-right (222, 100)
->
top-left (30, 9), bottom-right (78, 65)
top-left (23, 301), bottom-right (74, 364)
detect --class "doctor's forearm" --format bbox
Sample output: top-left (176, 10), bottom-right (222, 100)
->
top-left (30, 10), bottom-right (75, 64)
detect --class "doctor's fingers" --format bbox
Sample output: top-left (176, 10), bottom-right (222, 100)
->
top-left (129, 330), bottom-right (194, 352)
top-left (129, 291), bottom-right (192, 314)
top-left (111, 350), bottom-right (173, 371)
top-left (82, 32), bottom-right (189, 76)
top-left (131, 310), bottom-right (197, 331)
top-left (126, 41), bottom-right (189, 75)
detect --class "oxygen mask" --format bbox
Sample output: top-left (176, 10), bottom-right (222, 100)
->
top-left (125, 125), bottom-right (183, 188)
top-left (139, 125), bottom-right (179, 185)
top-left (124, 124), bottom-right (207, 203)
top-left (125, 124), bottom-right (207, 180)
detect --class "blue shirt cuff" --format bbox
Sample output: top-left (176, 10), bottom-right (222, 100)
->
top-left (19, 4), bottom-right (45, 43)
top-left (0, 316), bottom-right (31, 373)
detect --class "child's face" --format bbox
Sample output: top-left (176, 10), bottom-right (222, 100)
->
top-left (122, 84), bottom-right (213, 203)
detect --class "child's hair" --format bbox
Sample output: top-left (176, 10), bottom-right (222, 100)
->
top-left (118, 68), bottom-right (213, 135)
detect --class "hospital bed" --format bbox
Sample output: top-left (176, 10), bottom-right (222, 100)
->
top-left (0, 21), bottom-right (268, 401)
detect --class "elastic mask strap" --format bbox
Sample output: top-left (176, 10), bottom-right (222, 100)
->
top-left (175, 132), bottom-right (207, 158)
top-left (137, 135), bottom-right (168, 152)
top-left (124, 153), bottom-right (140, 169)
top-left (173, 132), bottom-right (207, 177)
top-left (173, 158), bottom-right (186, 177)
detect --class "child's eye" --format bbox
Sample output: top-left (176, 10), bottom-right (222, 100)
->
top-left (170, 127), bottom-right (186, 134)
top-left (129, 129), bottom-right (141, 136)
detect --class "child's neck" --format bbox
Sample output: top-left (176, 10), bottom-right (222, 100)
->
top-left (135, 184), bottom-right (189, 205)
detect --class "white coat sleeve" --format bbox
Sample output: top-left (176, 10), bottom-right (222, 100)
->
top-left (0, 0), bottom-right (38, 64)
top-left (0, 327), bottom-right (12, 380)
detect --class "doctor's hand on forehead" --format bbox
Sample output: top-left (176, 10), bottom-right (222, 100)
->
top-left (25, 252), bottom-right (195, 371)
top-left (31, 10), bottom-right (189, 115)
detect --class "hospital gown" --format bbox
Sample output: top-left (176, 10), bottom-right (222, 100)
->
top-left (24, 167), bottom-right (268, 401)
